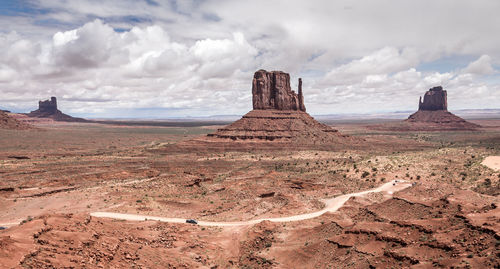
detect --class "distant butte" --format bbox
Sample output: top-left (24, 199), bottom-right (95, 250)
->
top-left (26, 97), bottom-right (88, 122)
top-left (405, 86), bottom-right (480, 130)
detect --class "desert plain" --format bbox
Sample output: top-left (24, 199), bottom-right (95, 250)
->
top-left (0, 116), bottom-right (499, 268)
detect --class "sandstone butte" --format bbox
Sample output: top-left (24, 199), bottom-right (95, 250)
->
top-left (26, 97), bottom-right (88, 122)
top-left (189, 69), bottom-right (357, 151)
top-left (405, 86), bottom-right (480, 130)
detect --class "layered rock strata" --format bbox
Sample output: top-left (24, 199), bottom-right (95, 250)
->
top-left (0, 111), bottom-right (32, 129)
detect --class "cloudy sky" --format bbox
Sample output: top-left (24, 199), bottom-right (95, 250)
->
top-left (0, 0), bottom-right (499, 118)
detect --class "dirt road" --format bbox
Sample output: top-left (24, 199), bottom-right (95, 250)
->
top-left (91, 180), bottom-right (412, 227)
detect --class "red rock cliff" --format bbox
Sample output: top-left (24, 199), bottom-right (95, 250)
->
top-left (252, 70), bottom-right (306, 111)
top-left (418, 86), bottom-right (447, 111)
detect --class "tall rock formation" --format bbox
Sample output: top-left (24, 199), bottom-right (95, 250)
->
top-left (418, 86), bottom-right (447, 111)
top-left (205, 69), bottom-right (348, 146)
top-left (27, 97), bottom-right (88, 122)
top-left (252, 70), bottom-right (305, 111)
top-left (37, 97), bottom-right (59, 114)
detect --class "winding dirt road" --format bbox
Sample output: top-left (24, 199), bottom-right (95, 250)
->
top-left (91, 180), bottom-right (412, 227)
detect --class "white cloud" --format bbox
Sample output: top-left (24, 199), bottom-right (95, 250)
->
top-left (320, 47), bottom-right (421, 86)
top-left (0, 1), bottom-right (500, 116)
top-left (462, 55), bottom-right (495, 75)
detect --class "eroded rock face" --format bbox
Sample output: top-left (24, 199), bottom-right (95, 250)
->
top-left (418, 86), bottom-right (447, 111)
top-left (38, 97), bottom-right (58, 113)
top-left (252, 70), bottom-right (305, 111)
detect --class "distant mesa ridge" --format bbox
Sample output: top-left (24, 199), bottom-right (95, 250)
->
top-left (26, 97), bottom-right (88, 122)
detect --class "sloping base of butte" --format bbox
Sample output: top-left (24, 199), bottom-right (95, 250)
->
top-left (168, 109), bottom-right (356, 152)
top-left (208, 109), bottom-right (339, 142)
top-left (406, 110), bottom-right (480, 129)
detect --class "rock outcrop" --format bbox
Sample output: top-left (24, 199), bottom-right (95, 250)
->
top-left (0, 111), bottom-right (32, 129)
top-left (26, 97), bottom-right (88, 122)
top-left (252, 70), bottom-right (305, 111)
top-left (418, 86), bottom-right (447, 111)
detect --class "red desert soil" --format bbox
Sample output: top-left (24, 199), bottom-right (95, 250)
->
top-left (0, 119), bottom-right (499, 268)
top-left (0, 111), bottom-right (32, 130)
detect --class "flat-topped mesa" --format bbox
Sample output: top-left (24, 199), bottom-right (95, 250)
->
top-left (418, 86), bottom-right (447, 111)
top-left (38, 97), bottom-right (58, 113)
top-left (252, 70), bottom-right (306, 112)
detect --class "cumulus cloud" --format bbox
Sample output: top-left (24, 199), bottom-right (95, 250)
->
top-left (462, 55), bottom-right (495, 75)
top-left (0, 19), bottom-right (262, 116)
top-left (0, 1), bottom-right (499, 117)
top-left (320, 47), bottom-right (420, 86)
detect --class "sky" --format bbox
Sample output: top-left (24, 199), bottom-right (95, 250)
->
top-left (0, 0), bottom-right (499, 118)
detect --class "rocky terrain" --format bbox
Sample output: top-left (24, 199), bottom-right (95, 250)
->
top-left (26, 97), bottom-right (88, 122)
top-left (0, 117), bottom-right (499, 268)
top-left (0, 111), bottom-right (32, 130)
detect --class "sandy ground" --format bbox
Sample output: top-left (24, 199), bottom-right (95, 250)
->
top-left (482, 156), bottom-right (500, 171)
